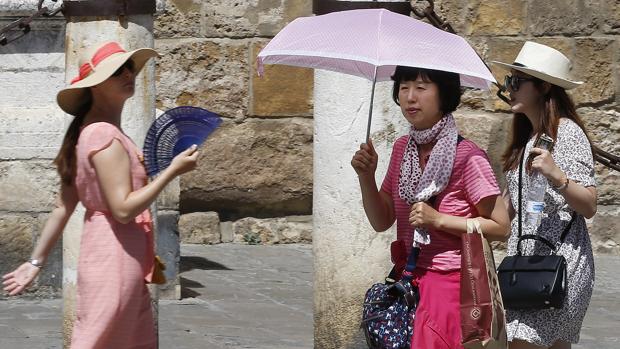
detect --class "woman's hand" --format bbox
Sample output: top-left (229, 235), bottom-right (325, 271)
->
top-left (2, 263), bottom-right (41, 296)
top-left (530, 147), bottom-right (565, 186)
top-left (351, 139), bottom-right (378, 179)
top-left (168, 144), bottom-right (199, 176)
top-left (409, 201), bottom-right (441, 230)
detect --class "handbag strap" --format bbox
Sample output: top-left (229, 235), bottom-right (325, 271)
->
top-left (400, 246), bottom-right (420, 282)
top-left (517, 149), bottom-right (576, 255)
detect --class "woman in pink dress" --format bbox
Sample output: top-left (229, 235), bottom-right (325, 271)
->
top-left (351, 66), bottom-right (510, 348)
top-left (2, 41), bottom-right (199, 348)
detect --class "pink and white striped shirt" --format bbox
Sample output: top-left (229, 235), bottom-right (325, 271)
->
top-left (381, 135), bottom-right (500, 271)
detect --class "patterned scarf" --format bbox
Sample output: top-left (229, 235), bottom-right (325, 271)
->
top-left (398, 113), bottom-right (458, 245)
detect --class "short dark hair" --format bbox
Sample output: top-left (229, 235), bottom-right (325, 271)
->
top-left (391, 66), bottom-right (462, 114)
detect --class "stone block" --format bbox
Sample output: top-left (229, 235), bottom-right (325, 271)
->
top-left (482, 37), bottom-right (527, 112)
top-left (0, 213), bottom-right (61, 298)
top-left (571, 38), bottom-right (615, 107)
top-left (250, 40), bottom-right (313, 117)
top-left (203, 0), bottom-right (312, 38)
top-left (0, 107), bottom-right (68, 160)
top-left (179, 212), bottom-right (220, 244)
top-left (527, 0), bottom-right (600, 36)
top-left (467, 0), bottom-right (524, 36)
top-left (156, 210), bottom-right (181, 299)
top-left (579, 108), bottom-right (620, 206)
top-left (220, 221), bottom-right (233, 243)
top-left (155, 38), bottom-right (249, 120)
top-left (589, 206), bottom-right (620, 255)
top-left (602, 1), bottom-right (620, 34)
top-left (0, 71), bottom-right (66, 108)
top-left (454, 110), bottom-right (511, 184)
top-left (154, 0), bottom-right (202, 38)
top-left (232, 215), bottom-right (312, 245)
top-left (180, 118), bottom-right (313, 220)
top-left (0, 30), bottom-right (64, 71)
top-left (431, 0), bottom-right (470, 34)
top-left (2, 0), bottom-right (63, 16)
top-left (0, 160), bottom-right (58, 212)
top-left (0, 214), bottom-right (37, 277)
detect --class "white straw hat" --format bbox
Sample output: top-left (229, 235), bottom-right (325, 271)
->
top-left (57, 41), bottom-right (160, 115)
top-left (492, 41), bottom-right (583, 90)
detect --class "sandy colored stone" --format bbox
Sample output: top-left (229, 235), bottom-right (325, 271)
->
top-left (220, 221), bottom-right (234, 243)
top-left (180, 118), bottom-right (313, 220)
top-left (580, 108), bottom-right (620, 206)
top-left (203, 0), bottom-right (312, 38)
top-left (589, 206), bottom-right (620, 254)
top-left (468, 0), bottom-right (524, 35)
top-left (454, 110), bottom-right (511, 185)
top-left (571, 38), bottom-right (615, 106)
top-left (250, 40), bottom-right (313, 117)
top-left (156, 38), bottom-right (250, 120)
top-left (527, 0), bottom-right (600, 36)
top-left (0, 215), bottom-right (36, 275)
top-left (0, 213), bottom-right (61, 297)
top-left (431, 0), bottom-right (470, 34)
top-left (232, 215), bottom-right (312, 244)
top-left (482, 37), bottom-right (526, 112)
top-left (179, 212), bottom-right (221, 244)
top-left (315, 294), bottom-right (366, 348)
top-left (602, 0), bottom-right (620, 34)
top-left (0, 161), bottom-right (58, 212)
top-left (154, 0), bottom-right (202, 38)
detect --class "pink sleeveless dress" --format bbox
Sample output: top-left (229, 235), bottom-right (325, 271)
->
top-left (71, 122), bottom-right (156, 349)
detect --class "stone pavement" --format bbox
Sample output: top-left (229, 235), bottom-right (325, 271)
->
top-left (0, 244), bottom-right (619, 349)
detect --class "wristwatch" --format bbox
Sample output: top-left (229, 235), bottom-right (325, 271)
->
top-left (28, 258), bottom-right (43, 268)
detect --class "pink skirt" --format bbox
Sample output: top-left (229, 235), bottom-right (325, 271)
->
top-left (411, 268), bottom-right (463, 349)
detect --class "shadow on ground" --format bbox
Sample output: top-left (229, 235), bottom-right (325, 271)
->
top-left (180, 256), bottom-right (231, 272)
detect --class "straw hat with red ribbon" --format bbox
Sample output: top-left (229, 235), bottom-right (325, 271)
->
top-left (57, 41), bottom-right (160, 116)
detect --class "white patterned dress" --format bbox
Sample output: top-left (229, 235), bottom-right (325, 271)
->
top-left (504, 118), bottom-right (596, 347)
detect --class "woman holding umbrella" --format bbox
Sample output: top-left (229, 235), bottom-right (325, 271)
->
top-left (493, 42), bottom-right (596, 349)
top-left (2, 41), bottom-right (199, 348)
top-left (351, 65), bottom-right (510, 348)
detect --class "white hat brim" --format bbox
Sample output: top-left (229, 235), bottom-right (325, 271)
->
top-left (57, 48), bottom-right (160, 115)
top-left (491, 61), bottom-right (583, 90)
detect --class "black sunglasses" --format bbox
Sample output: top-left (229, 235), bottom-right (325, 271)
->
top-left (504, 75), bottom-right (535, 92)
top-left (112, 60), bottom-right (135, 77)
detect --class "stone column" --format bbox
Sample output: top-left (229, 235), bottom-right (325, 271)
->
top-left (313, 57), bottom-right (410, 349)
top-left (62, 7), bottom-right (158, 348)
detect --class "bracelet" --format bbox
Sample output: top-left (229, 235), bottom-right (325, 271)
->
top-left (28, 258), bottom-right (43, 268)
top-left (553, 174), bottom-right (569, 191)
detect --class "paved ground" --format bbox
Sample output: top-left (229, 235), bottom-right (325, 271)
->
top-left (0, 244), bottom-right (618, 349)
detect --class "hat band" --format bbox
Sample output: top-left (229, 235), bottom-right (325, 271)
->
top-left (70, 42), bottom-right (127, 84)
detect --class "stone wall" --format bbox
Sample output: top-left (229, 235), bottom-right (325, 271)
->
top-left (154, 0), bottom-right (314, 222)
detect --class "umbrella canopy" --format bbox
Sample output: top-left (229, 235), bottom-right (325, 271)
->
top-left (257, 8), bottom-right (495, 89)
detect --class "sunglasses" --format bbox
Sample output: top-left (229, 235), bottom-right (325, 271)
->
top-left (112, 60), bottom-right (135, 77)
top-left (504, 75), bottom-right (535, 92)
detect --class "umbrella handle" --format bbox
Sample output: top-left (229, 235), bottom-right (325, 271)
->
top-left (366, 67), bottom-right (378, 143)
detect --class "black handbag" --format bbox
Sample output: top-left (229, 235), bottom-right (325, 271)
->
top-left (497, 153), bottom-right (575, 310)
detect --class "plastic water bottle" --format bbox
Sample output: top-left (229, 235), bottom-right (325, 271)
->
top-left (524, 134), bottom-right (554, 228)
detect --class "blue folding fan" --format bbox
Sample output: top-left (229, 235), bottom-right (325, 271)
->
top-left (143, 106), bottom-right (222, 177)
